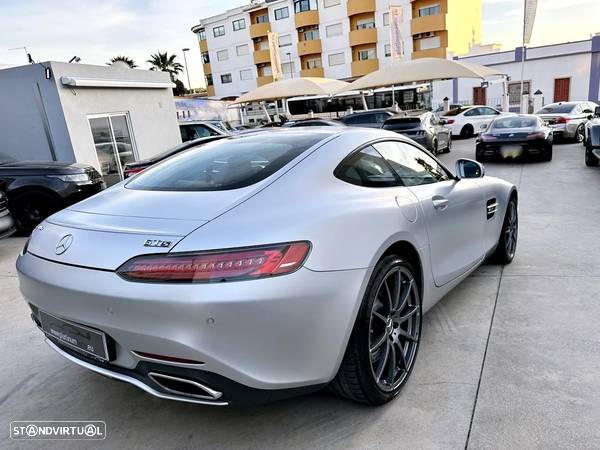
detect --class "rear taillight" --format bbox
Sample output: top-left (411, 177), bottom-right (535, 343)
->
top-left (527, 131), bottom-right (545, 140)
top-left (480, 134), bottom-right (497, 142)
top-left (124, 167), bottom-right (144, 178)
top-left (117, 241), bottom-right (311, 283)
top-left (445, 119), bottom-right (455, 124)
top-left (557, 116), bottom-right (568, 124)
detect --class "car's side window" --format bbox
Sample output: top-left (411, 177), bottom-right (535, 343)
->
top-left (335, 146), bottom-right (398, 187)
top-left (344, 115), bottom-right (361, 125)
top-left (372, 141), bottom-right (450, 187)
top-left (482, 107), bottom-right (500, 115)
top-left (376, 113), bottom-right (390, 124)
top-left (464, 108), bottom-right (480, 117)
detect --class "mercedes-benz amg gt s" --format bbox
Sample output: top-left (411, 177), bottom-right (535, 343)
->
top-left (17, 128), bottom-right (518, 406)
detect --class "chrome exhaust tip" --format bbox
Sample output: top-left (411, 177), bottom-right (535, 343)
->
top-left (148, 372), bottom-right (223, 401)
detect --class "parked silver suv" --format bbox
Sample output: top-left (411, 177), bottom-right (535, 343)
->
top-left (535, 101), bottom-right (598, 142)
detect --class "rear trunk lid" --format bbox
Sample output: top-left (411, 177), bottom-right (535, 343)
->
top-left (27, 184), bottom-right (261, 270)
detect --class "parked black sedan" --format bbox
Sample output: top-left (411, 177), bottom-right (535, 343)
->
top-left (0, 191), bottom-right (16, 239)
top-left (476, 115), bottom-right (553, 162)
top-left (584, 106), bottom-right (600, 167)
top-left (382, 112), bottom-right (452, 155)
top-left (123, 135), bottom-right (228, 178)
top-left (0, 161), bottom-right (104, 232)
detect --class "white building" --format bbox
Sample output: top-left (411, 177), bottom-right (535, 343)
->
top-left (0, 62), bottom-right (181, 185)
top-left (432, 36), bottom-right (600, 111)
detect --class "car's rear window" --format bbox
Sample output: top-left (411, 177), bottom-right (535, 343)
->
top-left (492, 117), bottom-right (537, 129)
top-left (382, 118), bottom-right (422, 131)
top-left (443, 106), bottom-right (469, 116)
top-left (536, 104), bottom-right (575, 114)
top-left (126, 133), bottom-right (325, 191)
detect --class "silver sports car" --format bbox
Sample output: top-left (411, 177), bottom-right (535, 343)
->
top-left (17, 128), bottom-right (518, 406)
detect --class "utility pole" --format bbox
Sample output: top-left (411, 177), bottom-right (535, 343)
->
top-left (182, 48), bottom-right (192, 92)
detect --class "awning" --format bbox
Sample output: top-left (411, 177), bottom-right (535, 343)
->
top-left (233, 77), bottom-right (349, 104)
top-left (60, 76), bottom-right (175, 89)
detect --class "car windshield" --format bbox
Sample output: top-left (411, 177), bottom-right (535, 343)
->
top-left (536, 104), bottom-right (575, 114)
top-left (443, 106), bottom-right (470, 116)
top-left (492, 117), bottom-right (537, 129)
top-left (126, 133), bottom-right (326, 191)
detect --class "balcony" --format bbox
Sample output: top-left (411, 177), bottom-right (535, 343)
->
top-left (250, 22), bottom-right (270, 38)
top-left (295, 10), bottom-right (319, 28)
top-left (297, 39), bottom-right (322, 56)
top-left (257, 75), bottom-right (272, 86)
top-left (253, 49), bottom-right (271, 65)
top-left (207, 85), bottom-right (215, 97)
top-left (199, 40), bottom-right (208, 52)
top-left (411, 47), bottom-right (446, 59)
top-left (351, 58), bottom-right (379, 77)
top-left (347, 0), bottom-right (376, 16)
top-left (202, 62), bottom-right (211, 75)
top-left (411, 14), bottom-right (446, 35)
top-left (349, 28), bottom-right (377, 47)
top-left (300, 67), bottom-right (324, 78)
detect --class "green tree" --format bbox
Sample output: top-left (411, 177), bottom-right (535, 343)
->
top-left (106, 55), bottom-right (137, 68)
top-left (146, 52), bottom-right (184, 82)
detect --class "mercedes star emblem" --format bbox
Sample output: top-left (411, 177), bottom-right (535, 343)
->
top-left (55, 234), bottom-right (74, 255)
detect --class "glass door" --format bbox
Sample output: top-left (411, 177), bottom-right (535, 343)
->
top-left (88, 113), bottom-right (136, 186)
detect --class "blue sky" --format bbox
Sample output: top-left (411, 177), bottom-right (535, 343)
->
top-left (0, 0), bottom-right (598, 88)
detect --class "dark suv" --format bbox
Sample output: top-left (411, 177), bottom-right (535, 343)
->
top-left (340, 110), bottom-right (397, 128)
top-left (0, 161), bottom-right (104, 232)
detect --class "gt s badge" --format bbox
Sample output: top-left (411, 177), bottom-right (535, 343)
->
top-left (144, 240), bottom-right (172, 248)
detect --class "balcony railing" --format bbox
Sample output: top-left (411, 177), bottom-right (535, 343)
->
top-left (297, 39), bottom-right (322, 56)
top-left (295, 10), bottom-right (319, 28)
top-left (250, 22), bottom-right (271, 38)
top-left (411, 14), bottom-right (446, 35)
top-left (351, 58), bottom-right (379, 77)
top-left (347, 0), bottom-right (375, 16)
top-left (253, 49), bottom-right (271, 65)
top-left (349, 28), bottom-right (377, 47)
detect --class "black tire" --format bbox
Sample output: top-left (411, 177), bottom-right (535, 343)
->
top-left (490, 196), bottom-right (518, 264)
top-left (432, 139), bottom-right (438, 155)
top-left (542, 146), bottom-right (553, 162)
top-left (460, 124), bottom-right (474, 139)
top-left (11, 190), bottom-right (61, 233)
top-left (329, 256), bottom-right (422, 405)
top-left (585, 146), bottom-right (599, 167)
top-left (445, 134), bottom-right (452, 152)
top-left (475, 151), bottom-right (484, 162)
top-left (575, 124), bottom-right (585, 143)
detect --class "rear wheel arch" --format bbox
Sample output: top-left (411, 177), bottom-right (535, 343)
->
top-left (379, 240), bottom-right (423, 298)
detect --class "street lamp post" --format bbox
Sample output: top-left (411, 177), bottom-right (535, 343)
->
top-left (182, 48), bottom-right (192, 92)
top-left (286, 52), bottom-right (293, 79)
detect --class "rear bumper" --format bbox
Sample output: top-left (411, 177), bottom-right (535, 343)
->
top-left (0, 211), bottom-right (16, 239)
top-left (476, 140), bottom-right (551, 159)
top-left (17, 251), bottom-right (368, 404)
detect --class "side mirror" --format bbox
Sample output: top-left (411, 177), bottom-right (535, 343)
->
top-left (595, 106), bottom-right (600, 117)
top-left (455, 159), bottom-right (485, 179)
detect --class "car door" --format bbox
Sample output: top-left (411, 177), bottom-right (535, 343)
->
top-left (462, 107), bottom-right (484, 132)
top-left (372, 141), bottom-right (486, 286)
top-left (430, 113), bottom-right (448, 148)
top-left (476, 107), bottom-right (501, 133)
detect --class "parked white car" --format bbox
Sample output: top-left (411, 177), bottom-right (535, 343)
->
top-left (442, 106), bottom-right (513, 138)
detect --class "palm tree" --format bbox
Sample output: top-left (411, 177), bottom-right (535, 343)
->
top-left (107, 55), bottom-right (137, 68)
top-left (146, 52), bottom-right (184, 81)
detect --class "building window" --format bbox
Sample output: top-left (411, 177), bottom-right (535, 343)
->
top-left (323, 0), bottom-right (341, 7)
top-left (255, 14), bottom-right (269, 23)
top-left (257, 39), bottom-right (269, 50)
top-left (305, 57), bottom-right (322, 69)
top-left (303, 28), bottom-right (319, 41)
top-left (240, 69), bottom-right (253, 80)
top-left (508, 81), bottom-right (530, 104)
top-left (213, 25), bottom-right (225, 37)
top-left (384, 44), bottom-right (391, 57)
top-left (294, 0), bottom-right (317, 14)
top-left (236, 44), bottom-right (249, 56)
top-left (419, 4), bottom-right (441, 17)
top-left (205, 74), bottom-right (214, 86)
top-left (328, 52), bottom-right (344, 66)
top-left (282, 62), bottom-right (295, 74)
top-left (274, 7), bottom-right (289, 20)
top-left (279, 34), bottom-right (292, 47)
top-left (418, 36), bottom-right (441, 50)
top-left (232, 18), bottom-right (246, 31)
top-left (358, 48), bottom-right (376, 60)
top-left (356, 18), bottom-right (375, 30)
top-left (383, 12), bottom-right (390, 26)
top-left (221, 73), bottom-right (232, 84)
top-left (198, 29), bottom-right (206, 41)
top-left (262, 65), bottom-right (273, 76)
top-left (217, 49), bottom-right (229, 61)
top-left (326, 23), bottom-right (342, 37)
top-left (201, 51), bottom-right (210, 64)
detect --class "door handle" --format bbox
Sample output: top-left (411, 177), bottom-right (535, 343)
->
top-left (432, 196), bottom-right (449, 211)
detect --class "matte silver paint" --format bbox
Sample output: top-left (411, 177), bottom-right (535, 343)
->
top-left (17, 128), bottom-right (516, 402)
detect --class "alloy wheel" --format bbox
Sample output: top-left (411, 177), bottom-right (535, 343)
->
top-left (576, 126), bottom-right (585, 143)
top-left (504, 201), bottom-right (518, 258)
top-left (368, 267), bottom-right (421, 392)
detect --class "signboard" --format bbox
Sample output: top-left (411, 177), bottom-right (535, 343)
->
top-left (389, 5), bottom-right (404, 62)
top-left (268, 32), bottom-right (283, 81)
top-left (523, 0), bottom-right (538, 44)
